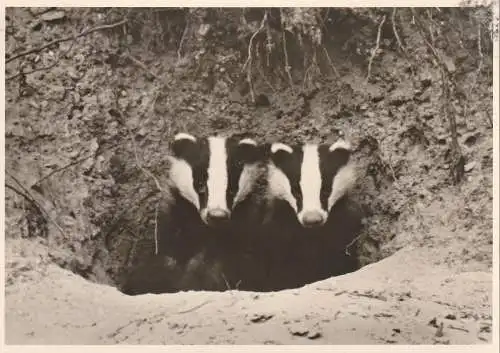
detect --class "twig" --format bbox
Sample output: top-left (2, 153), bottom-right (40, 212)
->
top-left (465, 23), bottom-right (489, 126)
top-left (113, 100), bottom-right (164, 194)
top-left (6, 19), bottom-right (127, 64)
top-left (128, 129), bottom-right (163, 193)
top-left (391, 9), bottom-right (405, 53)
top-left (7, 37), bottom-right (77, 81)
top-left (154, 200), bottom-right (159, 255)
top-left (412, 9), bottom-right (465, 184)
top-left (177, 21), bottom-right (190, 62)
top-left (302, 48), bottom-right (320, 91)
top-left (34, 153), bottom-right (94, 186)
top-left (176, 300), bottom-right (212, 314)
top-left (221, 272), bottom-right (232, 290)
top-left (256, 64), bottom-right (277, 93)
top-left (322, 45), bottom-right (339, 77)
top-left (242, 11), bottom-right (268, 104)
top-left (448, 325), bottom-right (469, 333)
top-left (6, 173), bottom-right (68, 239)
top-left (427, 9), bottom-right (436, 45)
top-left (123, 53), bottom-right (159, 80)
top-left (242, 12), bottom-right (268, 72)
top-left (280, 8), bottom-right (294, 89)
top-left (366, 14), bottom-right (386, 84)
top-left (345, 233), bottom-right (362, 256)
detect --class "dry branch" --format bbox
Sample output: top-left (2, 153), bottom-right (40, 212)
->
top-left (242, 11), bottom-right (269, 104)
top-left (411, 9), bottom-right (465, 184)
top-left (112, 96), bottom-right (165, 195)
top-left (465, 22), bottom-right (489, 127)
top-left (34, 153), bottom-right (94, 186)
top-left (154, 200), bottom-right (160, 255)
top-left (6, 19), bottom-right (127, 64)
top-left (391, 8), bottom-right (406, 53)
top-left (322, 45), bottom-right (339, 77)
top-left (124, 53), bottom-right (160, 80)
top-left (7, 35), bottom-right (77, 81)
top-left (280, 8), bottom-right (294, 89)
top-left (6, 172), bottom-right (68, 239)
top-left (366, 14), bottom-right (386, 83)
top-left (177, 21), bottom-right (190, 62)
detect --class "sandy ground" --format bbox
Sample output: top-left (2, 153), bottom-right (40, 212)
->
top-left (4, 242), bottom-right (493, 344)
top-left (4, 7), bottom-right (494, 345)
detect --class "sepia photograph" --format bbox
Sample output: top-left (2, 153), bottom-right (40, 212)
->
top-left (2, 3), bottom-right (498, 347)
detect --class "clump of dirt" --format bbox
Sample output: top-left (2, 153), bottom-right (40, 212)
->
top-left (4, 6), bottom-right (495, 344)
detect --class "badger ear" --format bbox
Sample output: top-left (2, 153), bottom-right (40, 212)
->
top-left (171, 132), bottom-right (197, 159)
top-left (271, 142), bottom-right (293, 155)
top-left (328, 139), bottom-right (352, 152)
top-left (239, 138), bottom-right (258, 146)
top-left (270, 142), bottom-right (293, 164)
top-left (327, 139), bottom-right (352, 167)
top-left (236, 138), bottom-right (261, 164)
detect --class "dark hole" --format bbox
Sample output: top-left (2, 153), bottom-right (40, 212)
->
top-left (464, 134), bottom-right (478, 147)
top-left (32, 22), bottom-right (42, 31)
top-left (67, 191), bottom-right (378, 296)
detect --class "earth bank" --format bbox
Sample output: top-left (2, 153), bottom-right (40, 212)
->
top-left (4, 6), bottom-right (494, 344)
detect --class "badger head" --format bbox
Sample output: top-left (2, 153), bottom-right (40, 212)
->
top-left (267, 139), bottom-right (357, 228)
top-left (168, 132), bottom-right (262, 227)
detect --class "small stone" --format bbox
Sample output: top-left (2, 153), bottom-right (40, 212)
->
top-left (288, 324), bottom-right (309, 336)
top-left (137, 127), bottom-right (148, 137)
top-left (444, 314), bottom-right (457, 320)
top-left (442, 55), bottom-right (456, 73)
top-left (307, 330), bottom-right (322, 339)
top-left (464, 162), bottom-right (476, 173)
top-left (28, 101), bottom-right (39, 110)
top-left (371, 93), bottom-right (384, 103)
top-left (388, 89), bottom-right (410, 106)
top-left (419, 71), bottom-right (433, 88)
top-left (31, 21), bottom-right (42, 31)
top-left (40, 10), bottom-right (66, 22)
top-left (428, 318), bottom-right (438, 327)
top-left (198, 24), bottom-right (211, 37)
top-left (68, 69), bottom-right (80, 81)
top-left (250, 313), bottom-right (273, 323)
top-left (29, 7), bottom-right (52, 16)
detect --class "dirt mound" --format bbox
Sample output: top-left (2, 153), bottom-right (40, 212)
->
top-left (4, 7), bottom-right (494, 344)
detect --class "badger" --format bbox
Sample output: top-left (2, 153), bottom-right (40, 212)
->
top-left (153, 132), bottom-right (266, 290)
top-left (251, 138), bottom-right (365, 290)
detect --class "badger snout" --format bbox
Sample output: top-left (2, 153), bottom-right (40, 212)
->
top-left (203, 208), bottom-right (231, 227)
top-left (299, 210), bottom-right (327, 228)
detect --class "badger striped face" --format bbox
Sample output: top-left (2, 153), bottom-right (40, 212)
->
top-left (268, 139), bottom-right (357, 228)
top-left (168, 133), bottom-right (261, 227)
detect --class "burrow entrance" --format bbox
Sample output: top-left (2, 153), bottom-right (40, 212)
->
top-left (60, 140), bottom-right (391, 296)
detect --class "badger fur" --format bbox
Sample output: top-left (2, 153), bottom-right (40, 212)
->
top-left (243, 138), bottom-right (364, 290)
top-left (150, 132), bottom-right (270, 291)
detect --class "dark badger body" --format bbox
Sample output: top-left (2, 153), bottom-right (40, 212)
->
top-left (120, 134), bottom-right (364, 294)
top-left (121, 133), bottom-right (266, 294)
top-left (248, 138), bottom-right (365, 291)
